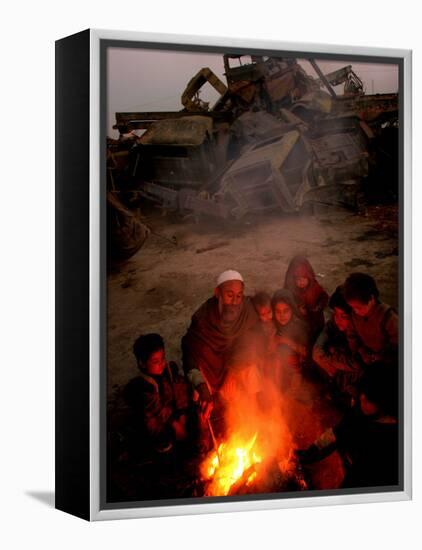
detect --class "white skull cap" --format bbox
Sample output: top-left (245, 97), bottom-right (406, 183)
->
top-left (216, 270), bottom-right (244, 287)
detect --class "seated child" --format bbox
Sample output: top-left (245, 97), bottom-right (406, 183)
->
top-left (284, 255), bottom-right (329, 342)
top-left (341, 273), bottom-right (398, 366)
top-left (251, 291), bottom-right (278, 354)
top-left (297, 362), bottom-right (399, 489)
top-left (252, 291), bottom-right (274, 326)
top-left (313, 286), bottom-right (363, 404)
top-left (272, 289), bottom-right (310, 360)
top-left (124, 333), bottom-right (192, 456)
top-left (272, 289), bottom-right (311, 394)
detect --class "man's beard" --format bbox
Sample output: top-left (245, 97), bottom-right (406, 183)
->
top-left (219, 301), bottom-right (242, 325)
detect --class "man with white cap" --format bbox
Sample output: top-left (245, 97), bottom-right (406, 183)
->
top-left (181, 270), bottom-right (259, 424)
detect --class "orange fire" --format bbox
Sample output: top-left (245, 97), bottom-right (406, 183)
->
top-left (201, 432), bottom-right (263, 496)
top-left (200, 366), bottom-right (297, 496)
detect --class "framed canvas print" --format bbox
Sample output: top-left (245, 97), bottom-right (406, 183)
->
top-left (55, 29), bottom-right (412, 521)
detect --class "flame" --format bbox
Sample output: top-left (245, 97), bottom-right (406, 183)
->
top-left (201, 432), bottom-right (262, 496)
top-left (199, 362), bottom-right (299, 496)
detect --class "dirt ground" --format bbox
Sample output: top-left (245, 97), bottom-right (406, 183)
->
top-left (107, 204), bottom-right (398, 399)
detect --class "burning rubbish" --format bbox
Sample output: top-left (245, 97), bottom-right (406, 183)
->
top-left (200, 430), bottom-right (308, 497)
top-left (194, 351), bottom-right (312, 498)
top-left (201, 432), bottom-right (261, 496)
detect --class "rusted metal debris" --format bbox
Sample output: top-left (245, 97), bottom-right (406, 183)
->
top-left (108, 55), bottom-right (398, 257)
top-left (107, 191), bottom-right (150, 262)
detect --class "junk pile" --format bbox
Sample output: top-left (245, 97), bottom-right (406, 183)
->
top-left (108, 55), bottom-right (398, 258)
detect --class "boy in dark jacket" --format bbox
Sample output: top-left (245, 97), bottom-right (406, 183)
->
top-left (297, 363), bottom-right (399, 489)
top-left (313, 286), bottom-right (363, 405)
top-left (124, 333), bottom-right (192, 456)
top-left (342, 273), bottom-right (398, 366)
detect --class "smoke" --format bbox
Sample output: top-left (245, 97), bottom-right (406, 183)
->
top-left (221, 335), bottom-right (332, 458)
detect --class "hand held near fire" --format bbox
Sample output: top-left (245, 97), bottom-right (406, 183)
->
top-left (171, 413), bottom-right (188, 441)
top-left (197, 382), bottom-right (214, 420)
top-left (295, 428), bottom-right (337, 464)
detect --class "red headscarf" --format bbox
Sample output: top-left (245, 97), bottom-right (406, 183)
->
top-left (284, 255), bottom-right (317, 292)
top-left (283, 256), bottom-right (328, 340)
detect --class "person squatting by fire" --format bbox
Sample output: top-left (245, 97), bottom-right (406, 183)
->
top-left (122, 262), bottom-right (399, 497)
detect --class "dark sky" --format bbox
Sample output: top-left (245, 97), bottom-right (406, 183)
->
top-left (107, 47), bottom-right (399, 137)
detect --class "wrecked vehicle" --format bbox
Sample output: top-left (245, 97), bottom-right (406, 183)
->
top-left (109, 54), bottom-right (398, 229)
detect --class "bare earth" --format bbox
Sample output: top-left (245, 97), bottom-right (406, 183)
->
top-left (107, 205), bottom-right (398, 399)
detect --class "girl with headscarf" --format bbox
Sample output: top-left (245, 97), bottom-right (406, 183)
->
top-left (271, 289), bottom-right (311, 394)
top-left (284, 255), bottom-right (329, 342)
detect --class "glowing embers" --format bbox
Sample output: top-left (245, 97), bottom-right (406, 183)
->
top-left (201, 432), bottom-right (263, 496)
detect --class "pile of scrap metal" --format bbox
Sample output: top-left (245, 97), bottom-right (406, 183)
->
top-left (109, 55), bottom-right (398, 233)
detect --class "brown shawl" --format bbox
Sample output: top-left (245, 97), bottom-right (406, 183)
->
top-left (182, 296), bottom-right (259, 391)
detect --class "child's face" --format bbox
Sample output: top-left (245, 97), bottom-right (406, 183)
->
top-left (333, 307), bottom-right (351, 332)
top-left (274, 301), bottom-right (292, 326)
top-left (257, 304), bottom-right (273, 323)
top-left (347, 296), bottom-right (376, 317)
top-left (295, 276), bottom-right (309, 289)
top-left (144, 348), bottom-right (166, 375)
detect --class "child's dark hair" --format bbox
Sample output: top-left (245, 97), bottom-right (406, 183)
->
top-left (271, 288), bottom-right (297, 312)
top-left (252, 291), bottom-right (272, 310)
top-left (342, 273), bottom-right (379, 304)
top-left (329, 286), bottom-right (352, 314)
top-left (133, 333), bottom-right (164, 364)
